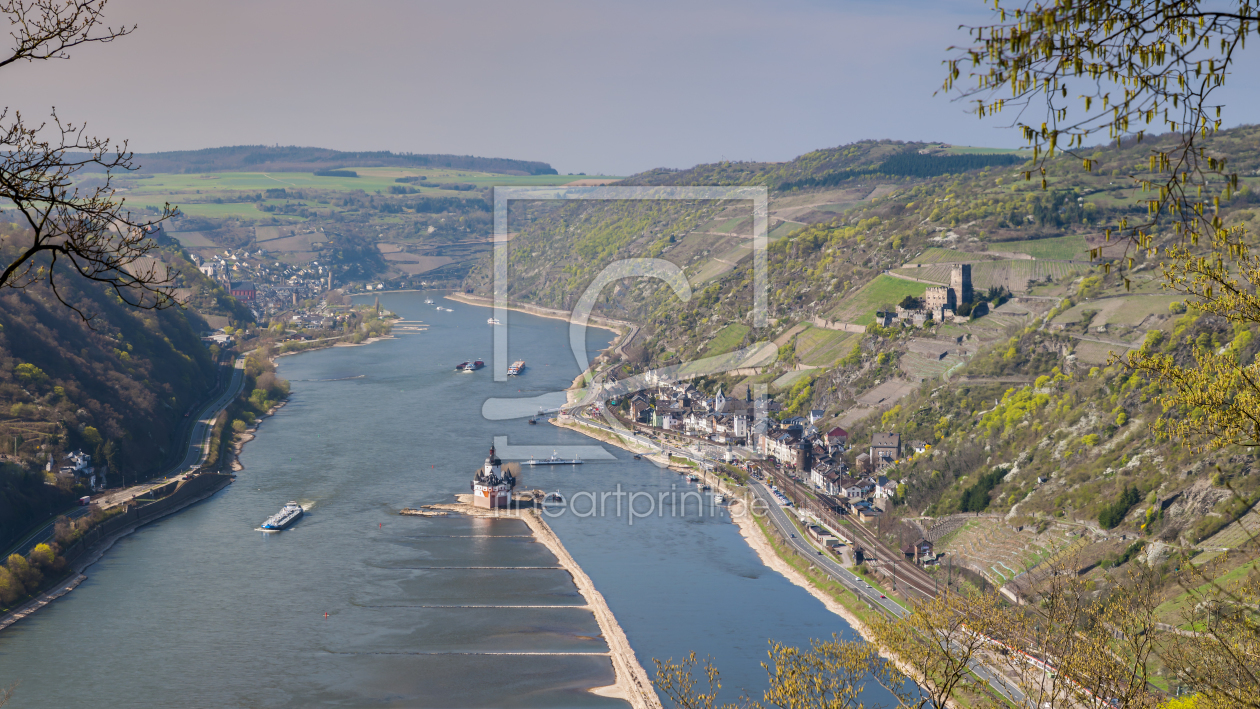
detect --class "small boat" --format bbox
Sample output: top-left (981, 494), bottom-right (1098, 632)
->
top-left (687, 474), bottom-right (700, 483)
top-left (487, 318), bottom-right (501, 325)
top-left (261, 501), bottom-right (303, 531)
top-left (543, 492), bottom-right (565, 503)
top-left (522, 450), bottom-right (584, 466)
top-left (633, 454), bottom-right (641, 460)
top-left (527, 418), bottom-right (538, 425)
top-left (507, 360), bottom-right (525, 376)
top-left (701, 484), bottom-right (712, 491)
top-left (424, 298), bottom-right (434, 304)
top-left (715, 494), bottom-right (725, 504)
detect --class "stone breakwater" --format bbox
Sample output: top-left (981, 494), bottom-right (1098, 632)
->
top-left (409, 495), bottom-right (662, 709)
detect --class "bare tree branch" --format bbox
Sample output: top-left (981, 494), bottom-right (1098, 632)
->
top-left (0, 0), bottom-right (180, 324)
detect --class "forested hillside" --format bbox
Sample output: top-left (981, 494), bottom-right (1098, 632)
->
top-left (0, 226), bottom-right (227, 547)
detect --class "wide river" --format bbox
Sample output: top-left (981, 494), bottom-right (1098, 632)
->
top-left (0, 292), bottom-right (884, 707)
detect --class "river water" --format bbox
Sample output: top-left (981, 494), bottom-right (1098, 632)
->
top-left (0, 292), bottom-right (885, 708)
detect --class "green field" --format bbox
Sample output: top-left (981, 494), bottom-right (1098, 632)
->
top-left (942, 146), bottom-right (1034, 156)
top-left (899, 259), bottom-right (1085, 292)
top-left (105, 168), bottom-right (622, 221)
top-left (907, 247), bottom-right (990, 265)
top-left (770, 221), bottom-right (800, 239)
top-left (988, 234), bottom-right (1089, 260)
top-left (772, 369), bottom-right (814, 391)
top-left (827, 275), bottom-right (928, 326)
top-left (1052, 294), bottom-right (1183, 329)
top-left (703, 323), bottom-right (751, 357)
top-left (794, 327), bottom-right (858, 367)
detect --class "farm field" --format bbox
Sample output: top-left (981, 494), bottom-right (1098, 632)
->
top-left (987, 234), bottom-right (1089, 260)
top-left (1051, 294), bottom-right (1183, 329)
top-left (689, 244), bottom-right (752, 285)
top-left (900, 351), bottom-right (966, 381)
top-left (794, 327), bottom-right (857, 367)
top-left (1155, 559), bottom-right (1259, 627)
top-left (703, 323), bottom-right (751, 357)
top-left (105, 169), bottom-right (620, 220)
top-left (769, 221), bottom-right (799, 239)
top-left (168, 231), bottom-right (217, 247)
top-left (906, 247), bottom-right (993, 265)
top-left (827, 275), bottom-right (928, 326)
top-left (772, 369), bottom-right (814, 391)
top-left (1192, 509), bottom-right (1260, 566)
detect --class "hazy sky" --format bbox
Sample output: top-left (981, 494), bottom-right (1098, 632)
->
top-left (7, 0), bottom-right (1260, 175)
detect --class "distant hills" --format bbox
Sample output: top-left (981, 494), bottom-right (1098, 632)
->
top-left (81, 145), bottom-right (559, 176)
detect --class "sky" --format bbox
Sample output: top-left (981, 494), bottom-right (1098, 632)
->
top-left (7, 0), bottom-right (1260, 176)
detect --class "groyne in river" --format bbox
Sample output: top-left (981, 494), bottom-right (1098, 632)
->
top-left (0, 292), bottom-right (888, 708)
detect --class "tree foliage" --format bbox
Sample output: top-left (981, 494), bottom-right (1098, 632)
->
top-left (0, 0), bottom-right (180, 321)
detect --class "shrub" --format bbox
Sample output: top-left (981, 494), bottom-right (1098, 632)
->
top-left (1098, 485), bottom-right (1141, 529)
top-left (960, 469), bottom-right (1005, 512)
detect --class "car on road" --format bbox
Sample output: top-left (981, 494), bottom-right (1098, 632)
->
top-left (880, 594), bottom-right (886, 599)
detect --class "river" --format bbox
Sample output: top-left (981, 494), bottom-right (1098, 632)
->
top-left (0, 292), bottom-right (885, 707)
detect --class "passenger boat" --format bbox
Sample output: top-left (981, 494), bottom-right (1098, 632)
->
top-left (522, 450), bottom-right (583, 466)
top-left (507, 360), bottom-right (525, 375)
top-left (261, 501), bottom-right (303, 531)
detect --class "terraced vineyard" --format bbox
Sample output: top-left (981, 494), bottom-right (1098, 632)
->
top-left (794, 326), bottom-right (858, 367)
top-left (894, 260), bottom-right (1087, 292)
top-left (907, 247), bottom-right (993, 265)
top-left (1193, 509), bottom-right (1260, 566)
top-left (900, 351), bottom-right (966, 382)
top-left (936, 517), bottom-right (1078, 585)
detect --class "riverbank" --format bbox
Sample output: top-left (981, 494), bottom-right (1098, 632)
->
top-left (0, 472), bottom-right (234, 634)
top-left (417, 495), bottom-right (661, 709)
top-left (445, 292), bottom-right (632, 347)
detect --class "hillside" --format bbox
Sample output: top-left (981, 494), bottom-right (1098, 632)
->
top-left (81, 145), bottom-right (558, 176)
top-left (464, 126), bottom-right (1260, 602)
top-left (0, 227), bottom-right (226, 548)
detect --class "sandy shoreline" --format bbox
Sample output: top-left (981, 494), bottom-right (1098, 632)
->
top-left (421, 497), bottom-right (661, 709)
top-left (445, 292), bottom-right (631, 335)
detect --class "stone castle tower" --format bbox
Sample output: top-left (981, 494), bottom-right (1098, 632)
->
top-left (950, 264), bottom-right (973, 305)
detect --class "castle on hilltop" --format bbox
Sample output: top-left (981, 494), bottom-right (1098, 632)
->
top-left (879, 264), bottom-right (975, 327)
top-left (924, 264), bottom-right (973, 316)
